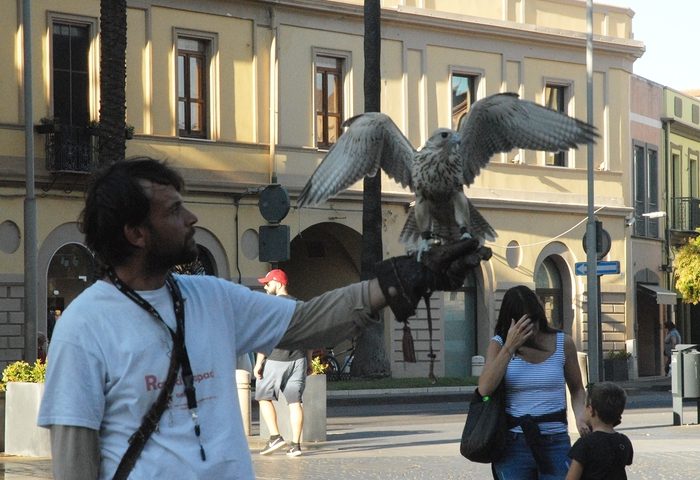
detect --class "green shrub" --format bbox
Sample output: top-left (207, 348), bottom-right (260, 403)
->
top-left (310, 355), bottom-right (329, 375)
top-left (607, 349), bottom-right (631, 360)
top-left (0, 360), bottom-right (47, 392)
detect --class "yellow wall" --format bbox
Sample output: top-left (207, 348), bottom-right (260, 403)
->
top-left (0, 0), bottom-right (645, 371)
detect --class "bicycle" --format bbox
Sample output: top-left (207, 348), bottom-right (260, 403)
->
top-left (314, 339), bottom-right (356, 381)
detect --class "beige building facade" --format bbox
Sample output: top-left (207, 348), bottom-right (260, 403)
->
top-left (1, 0), bottom-right (651, 378)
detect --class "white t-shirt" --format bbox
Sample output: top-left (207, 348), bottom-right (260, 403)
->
top-left (38, 275), bottom-right (296, 479)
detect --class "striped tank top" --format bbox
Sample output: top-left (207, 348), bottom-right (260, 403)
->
top-left (493, 332), bottom-right (567, 435)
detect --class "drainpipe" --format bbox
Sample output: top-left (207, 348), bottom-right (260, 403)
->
top-left (269, 8), bottom-right (278, 184)
top-left (661, 117), bottom-right (675, 325)
top-left (23, 0), bottom-right (38, 363)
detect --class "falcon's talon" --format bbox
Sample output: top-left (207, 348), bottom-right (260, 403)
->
top-left (416, 239), bottom-right (431, 262)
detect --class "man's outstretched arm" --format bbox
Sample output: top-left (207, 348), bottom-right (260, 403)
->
top-left (277, 238), bottom-right (491, 350)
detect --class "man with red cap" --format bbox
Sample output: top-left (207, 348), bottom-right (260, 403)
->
top-left (254, 269), bottom-right (311, 457)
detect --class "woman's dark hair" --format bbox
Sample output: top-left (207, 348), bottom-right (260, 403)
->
top-left (587, 382), bottom-right (627, 426)
top-left (665, 320), bottom-right (676, 330)
top-left (494, 285), bottom-right (557, 341)
top-left (79, 157), bottom-right (185, 268)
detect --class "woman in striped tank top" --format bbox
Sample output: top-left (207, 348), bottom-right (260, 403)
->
top-left (478, 286), bottom-right (588, 479)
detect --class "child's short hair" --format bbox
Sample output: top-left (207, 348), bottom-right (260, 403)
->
top-left (587, 382), bottom-right (627, 426)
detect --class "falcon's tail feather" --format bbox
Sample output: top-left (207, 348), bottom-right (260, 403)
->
top-left (467, 201), bottom-right (497, 243)
top-left (399, 202), bottom-right (496, 250)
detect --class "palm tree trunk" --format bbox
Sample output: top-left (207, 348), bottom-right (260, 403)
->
top-left (98, 0), bottom-right (127, 165)
top-left (351, 0), bottom-right (390, 378)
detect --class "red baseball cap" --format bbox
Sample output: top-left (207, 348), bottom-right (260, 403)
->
top-left (257, 269), bottom-right (288, 286)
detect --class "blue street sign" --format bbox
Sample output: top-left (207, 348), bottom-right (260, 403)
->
top-left (575, 260), bottom-right (620, 276)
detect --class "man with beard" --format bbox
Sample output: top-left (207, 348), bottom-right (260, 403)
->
top-left (38, 157), bottom-right (491, 479)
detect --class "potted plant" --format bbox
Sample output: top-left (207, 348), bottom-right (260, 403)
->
top-left (259, 354), bottom-right (328, 443)
top-left (2, 360), bottom-right (51, 457)
top-left (125, 123), bottom-right (135, 139)
top-left (302, 354), bottom-right (328, 442)
top-left (604, 348), bottom-right (631, 382)
top-left (84, 121), bottom-right (135, 139)
top-left (35, 117), bottom-right (61, 134)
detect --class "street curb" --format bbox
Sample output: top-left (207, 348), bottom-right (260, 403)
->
top-left (324, 377), bottom-right (671, 406)
top-left (327, 385), bottom-right (476, 399)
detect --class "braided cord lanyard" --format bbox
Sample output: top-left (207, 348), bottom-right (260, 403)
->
top-left (107, 268), bottom-right (206, 480)
top-left (423, 292), bottom-right (437, 384)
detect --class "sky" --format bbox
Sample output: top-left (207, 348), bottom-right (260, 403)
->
top-left (602, 0), bottom-right (700, 91)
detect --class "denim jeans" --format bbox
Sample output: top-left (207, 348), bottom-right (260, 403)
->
top-left (492, 431), bottom-right (571, 480)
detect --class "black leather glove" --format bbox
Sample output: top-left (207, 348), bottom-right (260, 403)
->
top-left (375, 238), bottom-right (492, 323)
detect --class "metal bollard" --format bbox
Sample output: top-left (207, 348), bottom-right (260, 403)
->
top-left (236, 369), bottom-right (252, 436)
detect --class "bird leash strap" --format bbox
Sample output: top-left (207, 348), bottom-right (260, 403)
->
top-left (107, 268), bottom-right (206, 480)
top-left (423, 292), bottom-right (437, 384)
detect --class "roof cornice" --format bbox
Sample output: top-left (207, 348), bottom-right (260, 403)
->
top-left (258, 0), bottom-right (644, 59)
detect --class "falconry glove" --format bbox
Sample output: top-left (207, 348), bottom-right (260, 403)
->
top-left (375, 237), bottom-right (492, 324)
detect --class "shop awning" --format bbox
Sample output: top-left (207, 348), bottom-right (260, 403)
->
top-left (640, 284), bottom-right (677, 305)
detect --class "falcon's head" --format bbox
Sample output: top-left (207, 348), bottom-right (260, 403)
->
top-left (424, 128), bottom-right (459, 151)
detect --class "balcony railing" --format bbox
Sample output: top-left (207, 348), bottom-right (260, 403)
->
top-left (670, 197), bottom-right (700, 232)
top-left (36, 124), bottom-right (99, 173)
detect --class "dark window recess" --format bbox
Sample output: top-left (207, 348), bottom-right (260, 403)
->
top-left (451, 73), bottom-right (477, 130)
top-left (40, 22), bottom-right (96, 173)
top-left (315, 56), bottom-right (343, 149)
top-left (674, 97), bottom-right (683, 117)
top-left (545, 85), bottom-right (568, 167)
top-left (177, 37), bottom-right (208, 138)
top-left (53, 23), bottom-right (90, 127)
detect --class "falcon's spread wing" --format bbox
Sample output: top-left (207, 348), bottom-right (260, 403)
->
top-left (458, 93), bottom-right (598, 186)
top-left (297, 113), bottom-right (416, 207)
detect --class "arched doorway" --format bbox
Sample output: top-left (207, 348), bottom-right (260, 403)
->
top-left (46, 243), bottom-right (97, 340)
top-left (280, 222), bottom-right (361, 301)
top-left (536, 256), bottom-right (564, 331)
top-left (280, 222), bottom-right (361, 365)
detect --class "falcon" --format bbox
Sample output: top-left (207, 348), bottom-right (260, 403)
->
top-left (298, 92), bottom-right (598, 253)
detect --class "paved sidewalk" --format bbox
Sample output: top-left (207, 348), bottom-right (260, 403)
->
top-left (3, 375), bottom-right (697, 479)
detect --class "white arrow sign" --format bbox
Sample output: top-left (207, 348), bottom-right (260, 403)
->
top-left (575, 261), bottom-right (620, 276)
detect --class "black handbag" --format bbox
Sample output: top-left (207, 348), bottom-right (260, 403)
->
top-left (460, 383), bottom-right (507, 463)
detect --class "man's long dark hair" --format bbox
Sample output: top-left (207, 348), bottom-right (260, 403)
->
top-left (494, 285), bottom-right (558, 343)
top-left (80, 157), bottom-right (185, 268)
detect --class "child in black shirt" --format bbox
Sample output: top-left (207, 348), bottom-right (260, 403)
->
top-left (566, 382), bottom-right (633, 480)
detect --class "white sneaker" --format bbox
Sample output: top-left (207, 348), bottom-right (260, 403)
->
top-left (286, 445), bottom-right (302, 457)
top-left (260, 437), bottom-right (286, 455)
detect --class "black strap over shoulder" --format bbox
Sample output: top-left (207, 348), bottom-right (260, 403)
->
top-left (107, 269), bottom-right (206, 480)
top-left (113, 344), bottom-right (181, 480)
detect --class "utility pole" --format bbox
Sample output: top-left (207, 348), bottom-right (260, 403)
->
top-left (585, 0), bottom-right (602, 382)
top-left (23, 0), bottom-right (38, 362)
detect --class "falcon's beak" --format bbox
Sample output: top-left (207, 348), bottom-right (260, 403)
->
top-left (451, 133), bottom-right (461, 145)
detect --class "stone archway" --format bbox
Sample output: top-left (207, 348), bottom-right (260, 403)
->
top-left (534, 242), bottom-right (576, 337)
top-left (39, 223), bottom-right (91, 338)
top-left (280, 222), bottom-right (361, 301)
top-left (46, 243), bottom-right (97, 340)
